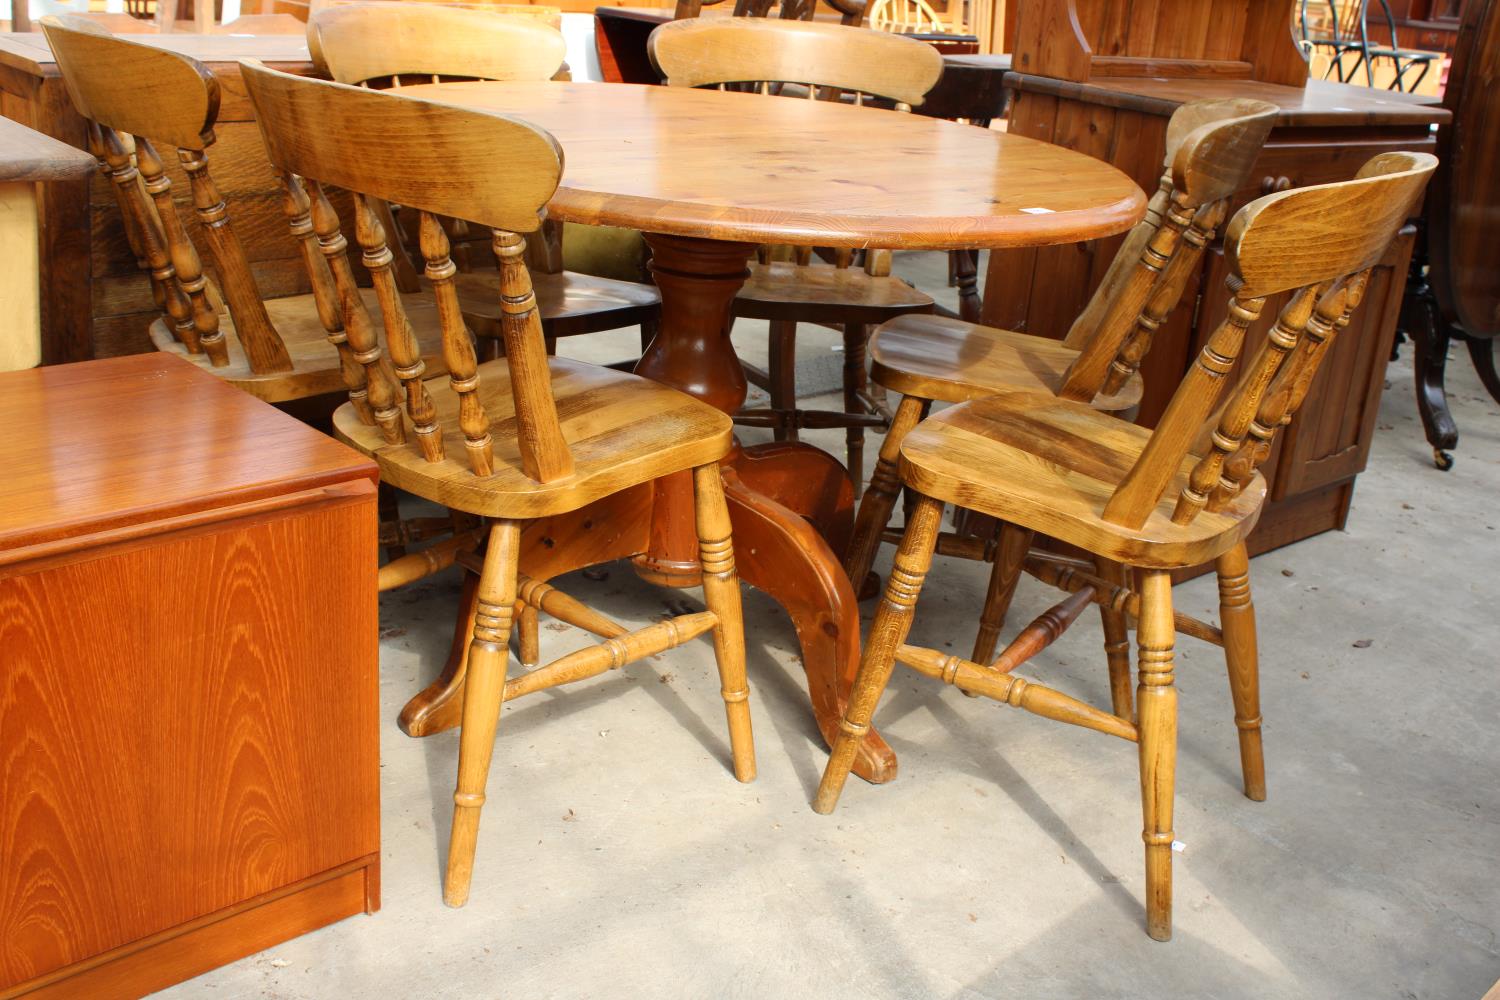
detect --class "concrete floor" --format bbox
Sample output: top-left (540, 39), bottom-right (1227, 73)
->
top-left (162, 255), bottom-right (1500, 1000)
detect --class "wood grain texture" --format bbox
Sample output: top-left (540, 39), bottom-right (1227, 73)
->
top-left (648, 17), bottom-right (943, 105)
top-left (333, 357), bottom-right (733, 518)
top-left (396, 79), bottom-right (1146, 250)
top-left (897, 389), bottom-right (1267, 568)
top-left (1008, 74), bottom-right (1452, 128)
top-left (311, 3), bottom-right (567, 85)
top-left (0, 114), bottom-right (94, 183)
top-left (868, 312), bottom-right (1144, 407)
top-left (0, 354), bottom-right (374, 555)
top-left (0, 354), bottom-right (378, 995)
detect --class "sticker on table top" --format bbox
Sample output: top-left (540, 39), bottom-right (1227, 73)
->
top-left (1019, 207), bottom-right (1055, 215)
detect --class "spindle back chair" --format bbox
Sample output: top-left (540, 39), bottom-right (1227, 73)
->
top-left (843, 98), bottom-right (1279, 629)
top-left (813, 151), bottom-right (1437, 942)
top-left (650, 15), bottom-right (941, 106)
top-left (311, 2), bottom-right (660, 352)
top-left (40, 15), bottom-right (448, 403)
top-left (312, 2), bottom-right (567, 86)
top-left (240, 60), bottom-right (755, 907)
top-left (650, 16), bottom-right (944, 489)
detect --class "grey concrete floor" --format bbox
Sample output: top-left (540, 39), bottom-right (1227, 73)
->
top-left (161, 254), bottom-right (1500, 1000)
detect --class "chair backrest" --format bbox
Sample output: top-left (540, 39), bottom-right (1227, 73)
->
top-left (240, 59), bottom-right (573, 483)
top-left (649, 17), bottom-right (943, 108)
top-left (40, 16), bottom-right (295, 376)
top-left (1056, 98), bottom-right (1280, 401)
top-left (1099, 151), bottom-right (1436, 531)
top-left (311, 3), bottom-right (567, 86)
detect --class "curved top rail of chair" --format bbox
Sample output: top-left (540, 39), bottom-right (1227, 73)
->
top-left (394, 80), bottom-right (1147, 251)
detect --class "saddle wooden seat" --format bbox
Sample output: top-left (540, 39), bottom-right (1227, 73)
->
top-left (150, 285), bottom-right (446, 402)
top-left (843, 97), bottom-right (1280, 662)
top-left (312, 2), bottom-right (661, 347)
top-left (898, 389), bottom-right (1264, 569)
top-left (649, 17), bottom-right (944, 490)
top-left (814, 152), bottom-right (1438, 943)
top-left (41, 16), bottom-right (451, 405)
top-left (335, 355), bottom-right (732, 519)
top-left (868, 312), bottom-right (1145, 408)
top-left (242, 59), bottom-right (755, 910)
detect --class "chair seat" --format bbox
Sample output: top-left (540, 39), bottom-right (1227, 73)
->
top-left (899, 391), bottom-right (1265, 569)
top-left (452, 270), bottom-right (660, 339)
top-left (870, 313), bottom-right (1144, 411)
top-left (151, 286), bottom-right (448, 404)
top-left (734, 261), bottom-right (934, 325)
top-left (333, 357), bottom-right (733, 519)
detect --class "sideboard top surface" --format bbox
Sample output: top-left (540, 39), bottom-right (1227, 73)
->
top-left (0, 354), bottom-right (374, 555)
top-left (1007, 73), bottom-right (1451, 128)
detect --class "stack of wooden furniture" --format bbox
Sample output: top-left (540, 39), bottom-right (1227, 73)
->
top-left (989, 0), bottom-right (1449, 566)
top-left (0, 353), bottom-right (380, 998)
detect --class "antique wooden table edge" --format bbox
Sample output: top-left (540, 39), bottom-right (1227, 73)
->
top-left (394, 79), bottom-right (1147, 784)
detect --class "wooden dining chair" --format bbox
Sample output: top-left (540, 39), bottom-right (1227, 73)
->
top-left (241, 60), bottom-right (756, 906)
top-left (39, 16), bottom-right (449, 406)
top-left (843, 98), bottom-right (1279, 662)
top-left (813, 152), bottom-right (1437, 941)
top-left (311, 2), bottom-right (662, 353)
top-left (649, 17), bottom-right (944, 492)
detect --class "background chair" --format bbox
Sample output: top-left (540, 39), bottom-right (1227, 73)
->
top-left (843, 99), bottom-right (1279, 666)
top-left (814, 152), bottom-right (1437, 942)
top-left (242, 60), bottom-right (757, 908)
top-left (41, 16), bottom-right (450, 408)
top-left (649, 16), bottom-right (944, 491)
top-left (311, 2), bottom-right (661, 356)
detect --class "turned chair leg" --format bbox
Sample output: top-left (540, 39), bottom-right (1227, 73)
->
top-left (844, 394), bottom-right (925, 591)
top-left (843, 323), bottom-right (870, 495)
top-left (768, 319), bottom-right (798, 442)
top-left (1135, 569), bottom-right (1178, 941)
top-left (971, 522), bottom-right (1033, 666)
top-left (1096, 557), bottom-right (1135, 721)
top-left (815, 494), bottom-right (944, 814)
top-left (694, 463), bottom-right (756, 782)
top-left (1215, 542), bottom-right (1265, 801)
top-left (516, 600), bottom-right (540, 667)
top-left (444, 519), bottom-right (522, 908)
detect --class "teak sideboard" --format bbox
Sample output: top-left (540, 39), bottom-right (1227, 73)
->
top-left (987, 0), bottom-right (1450, 562)
top-left (0, 33), bottom-right (321, 367)
top-left (0, 354), bottom-right (380, 999)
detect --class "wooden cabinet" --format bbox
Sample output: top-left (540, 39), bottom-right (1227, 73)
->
top-left (0, 354), bottom-right (380, 999)
top-left (0, 34), bottom-right (324, 367)
top-left (985, 0), bottom-right (1449, 564)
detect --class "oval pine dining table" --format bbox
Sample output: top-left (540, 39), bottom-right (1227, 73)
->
top-left (395, 80), bottom-right (1146, 783)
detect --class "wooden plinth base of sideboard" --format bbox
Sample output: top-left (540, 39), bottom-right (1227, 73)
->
top-left (6, 858), bottom-right (379, 1000)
